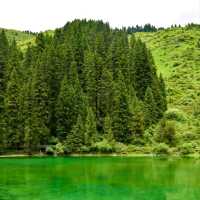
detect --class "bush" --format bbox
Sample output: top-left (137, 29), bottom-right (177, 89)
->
top-left (80, 146), bottom-right (90, 153)
top-left (45, 145), bottom-right (54, 155)
top-left (114, 142), bottom-right (128, 153)
top-left (164, 108), bottom-right (187, 122)
top-left (48, 136), bottom-right (59, 145)
top-left (91, 139), bottom-right (114, 153)
top-left (153, 143), bottom-right (170, 155)
top-left (55, 142), bottom-right (65, 155)
top-left (156, 119), bottom-right (177, 146)
top-left (178, 143), bottom-right (194, 155)
top-left (183, 132), bottom-right (199, 141)
top-left (144, 126), bottom-right (155, 144)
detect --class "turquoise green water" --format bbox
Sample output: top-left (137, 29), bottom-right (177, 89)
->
top-left (0, 157), bottom-right (200, 200)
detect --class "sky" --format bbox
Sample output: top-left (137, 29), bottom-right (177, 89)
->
top-left (0, 0), bottom-right (199, 32)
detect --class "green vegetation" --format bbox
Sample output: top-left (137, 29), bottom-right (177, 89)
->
top-left (137, 24), bottom-right (200, 155)
top-left (0, 21), bottom-right (200, 156)
top-left (0, 20), bottom-right (167, 155)
top-left (0, 28), bottom-right (36, 51)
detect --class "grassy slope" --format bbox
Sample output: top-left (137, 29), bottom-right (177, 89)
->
top-left (0, 28), bottom-right (36, 51)
top-left (136, 27), bottom-right (200, 135)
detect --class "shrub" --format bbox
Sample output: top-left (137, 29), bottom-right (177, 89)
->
top-left (196, 39), bottom-right (200, 48)
top-left (144, 126), bottom-right (155, 144)
top-left (178, 143), bottom-right (194, 155)
top-left (91, 139), bottom-right (114, 153)
top-left (156, 119), bottom-right (177, 146)
top-left (193, 98), bottom-right (200, 116)
top-left (153, 143), bottom-right (170, 155)
top-left (55, 142), bottom-right (65, 155)
top-left (45, 145), bottom-right (54, 155)
top-left (164, 108), bottom-right (187, 122)
top-left (48, 136), bottom-right (59, 145)
top-left (183, 132), bottom-right (199, 141)
top-left (80, 146), bottom-right (90, 153)
top-left (114, 142), bottom-right (128, 153)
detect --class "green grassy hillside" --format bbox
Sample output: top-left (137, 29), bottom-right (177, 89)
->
top-left (0, 28), bottom-right (36, 51)
top-left (137, 26), bottom-right (200, 137)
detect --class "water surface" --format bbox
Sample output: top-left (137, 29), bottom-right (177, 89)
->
top-left (0, 156), bottom-right (200, 200)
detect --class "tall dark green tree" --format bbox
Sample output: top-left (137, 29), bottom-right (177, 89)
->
top-left (55, 75), bottom-right (76, 140)
top-left (65, 115), bottom-right (85, 153)
top-left (133, 39), bottom-right (154, 100)
top-left (159, 74), bottom-right (167, 112)
top-left (4, 67), bottom-right (22, 149)
top-left (26, 57), bottom-right (50, 150)
top-left (103, 114), bottom-right (114, 143)
top-left (144, 87), bottom-right (157, 128)
top-left (97, 67), bottom-right (114, 128)
top-left (84, 107), bottom-right (97, 146)
top-left (83, 51), bottom-right (96, 109)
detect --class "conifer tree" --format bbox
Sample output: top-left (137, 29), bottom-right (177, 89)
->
top-left (68, 61), bottom-right (80, 88)
top-left (112, 93), bottom-right (131, 143)
top-left (23, 79), bottom-right (34, 151)
top-left (159, 74), bottom-right (167, 112)
top-left (144, 87), bottom-right (157, 128)
top-left (0, 30), bottom-right (9, 147)
top-left (83, 51), bottom-right (96, 109)
top-left (65, 115), bottom-right (85, 153)
top-left (133, 39), bottom-right (153, 100)
top-left (55, 75), bottom-right (76, 140)
top-left (84, 107), bottom-right (97, 146)
top-left (97, 67), bottom-right (114, 128)
top-left (103, 115), bottom-right (114, 143)
top-left (4, 67), bottom-right (22, 149)
top-left (0, 30), bottom-right (9, 113)
top-left (28, 57), bottom-right (50, 149)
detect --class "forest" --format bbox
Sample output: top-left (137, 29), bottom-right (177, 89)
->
top-left (0, 20), bottom-right (169, 155)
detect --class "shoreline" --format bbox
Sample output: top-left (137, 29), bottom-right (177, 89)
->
top-left (0, 153), bottom-right (199, 158)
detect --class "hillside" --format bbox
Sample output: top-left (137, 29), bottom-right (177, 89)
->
top-left (0, 20), bottom-right (167, 154)
top-left (0, 28), bottom-right (36, 50)
top-left (1, 23), bottom-right (200, 154)
top-left (137, 26), bottom-right (200, 136)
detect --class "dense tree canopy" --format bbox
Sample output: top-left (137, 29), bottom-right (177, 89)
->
top-left (0, 20), bottom-right (167, 153)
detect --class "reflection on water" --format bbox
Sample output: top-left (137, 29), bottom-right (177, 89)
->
top-left (0, 157), bottom-right (200, 200)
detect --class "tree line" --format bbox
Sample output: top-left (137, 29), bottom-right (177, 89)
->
top-left (0, 19), bottom-right (167, 153)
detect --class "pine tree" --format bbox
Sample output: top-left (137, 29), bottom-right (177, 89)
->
top-left (0, 30), bottom-right (9, 147)
top-left (4, 67), bottom-right (22, 149)
top-left (112, 93), bottom-right (132, 143)
top-left (103, 115), bottom-right (114, 143)
top-left (65, 115), bottom-right (85, 153)
top-left (107, 31), bottom-right (129, 80)
top-left (7, 40), bottom-right (23, 79)
top-left (83, 51), bottom-right (96, 109)
top-left (97, 67), bottom-right (114, 128)
top-left (133, 39), bottom-right (153, 100)
top-left (128, 91), bottom-right (144, 143)
top-left (129, 110), bottom-right (144, 144)
top-left (27, 57), bottom-right (50, 150)
top-left (68, 61), bottom-right (80, 88)
top-left (0, 30), bottom-right (9, 108)
top-left (84, 107), bottom-right (97, 146)
top-left (159, 74), bottom-right (167, 112)
top-left (144, 87), bottom-right (157, 128)
top-left (23, 79), bottom-right (33, 151)
top-left (55, 75), bottom-right (76, 140)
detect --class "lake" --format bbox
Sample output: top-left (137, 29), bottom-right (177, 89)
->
top-left (0, 156), bottom-right (200, 200)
